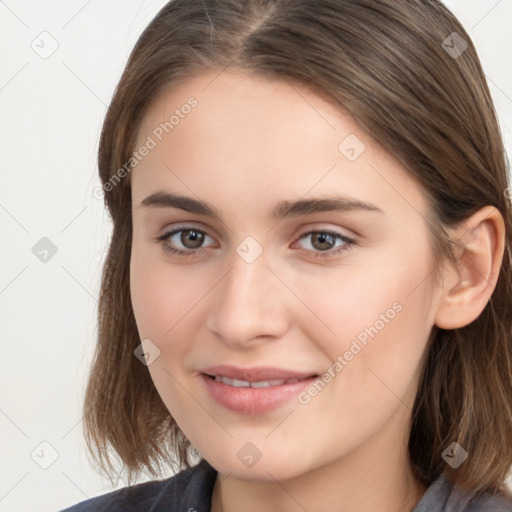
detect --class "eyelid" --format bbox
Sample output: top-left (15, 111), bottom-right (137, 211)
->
top-left (158, 222), bottom-right (216, 241)
top-left (294, 223), bottom-right (357, 240)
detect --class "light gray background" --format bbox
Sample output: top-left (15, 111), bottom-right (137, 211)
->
top-left (0, 1), bottom-right (511, 511)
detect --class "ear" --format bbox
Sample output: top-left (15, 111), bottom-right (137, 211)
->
top-left (434, 206), bottom-right (506, 330)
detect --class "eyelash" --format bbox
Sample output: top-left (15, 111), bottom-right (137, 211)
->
top-left (156, 226), bottom-right (357, 260)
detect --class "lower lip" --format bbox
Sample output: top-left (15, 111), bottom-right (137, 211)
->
top-left (200, 374), bottom-right (317, 414)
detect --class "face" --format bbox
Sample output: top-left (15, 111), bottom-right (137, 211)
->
top-left (129, 69), bottom-right (443, 481)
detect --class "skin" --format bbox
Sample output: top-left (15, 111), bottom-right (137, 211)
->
top-left (129, 69), bottom-right (505, 512)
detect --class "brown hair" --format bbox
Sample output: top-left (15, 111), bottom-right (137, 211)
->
top-left (84, 0), bottom-right (512, 499)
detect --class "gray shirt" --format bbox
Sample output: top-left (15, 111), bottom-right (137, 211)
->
top-left (412, 468), bottom-right (512, 512)
top-left (58, 458), bottom-right (512, 511)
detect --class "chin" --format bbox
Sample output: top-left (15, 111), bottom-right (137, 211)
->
top-left (206, 452), bottom-right (311, 481)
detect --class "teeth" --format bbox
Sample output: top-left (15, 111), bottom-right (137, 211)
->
top-left (214, 376), bottom-right (300, 388)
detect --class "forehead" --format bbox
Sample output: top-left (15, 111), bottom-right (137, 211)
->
top-left (131, 69), bottom-right (427, 219)
top-left (136, 68), bottom-right (347, 145)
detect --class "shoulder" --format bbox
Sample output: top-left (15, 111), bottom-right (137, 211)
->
top-left (57, 459), bottom-right (217, 512)
top-left (414, 472), bottom-right (512, 512)
top-left (465, 492), bottom-right (512, 511)
top-left (57, 479), bottom-right (171, 512)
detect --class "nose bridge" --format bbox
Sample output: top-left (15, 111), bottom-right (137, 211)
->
top-left (207, 237), bottom-right (287, 346)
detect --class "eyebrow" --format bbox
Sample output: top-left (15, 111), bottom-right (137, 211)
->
top-left (140, 191), bottom-right (383, 220)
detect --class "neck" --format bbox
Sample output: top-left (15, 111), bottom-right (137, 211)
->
top-left (210, 414), bottom-right (427, 512)
top-left (212, 467), bottom-right (425, 512)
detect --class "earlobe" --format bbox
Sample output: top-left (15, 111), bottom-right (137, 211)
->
top-left (434, 206), bottom-right (505, 330)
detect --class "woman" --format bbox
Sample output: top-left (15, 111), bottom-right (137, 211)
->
top-left (59, 0), bottom-right (512, 510)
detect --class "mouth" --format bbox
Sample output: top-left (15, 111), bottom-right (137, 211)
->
top-left (203, 374), bottom-right (316, 388)
top-left (199, 365), bottom-right (320, 414)
top-left (201, 364), bottom-right (318, 382)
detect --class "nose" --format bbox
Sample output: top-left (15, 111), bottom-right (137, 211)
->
top-left (206, 244), bottom-right (290, 348)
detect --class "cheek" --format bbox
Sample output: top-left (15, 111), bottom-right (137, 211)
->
top-left (295, 240), bottom-right (435, 405)
top-left (129, 245), bottom-right (203, 414)
top-left (130, 241), bottom-right (196, 339)
top-left (130, 242), bottom-right (223, 381)
top-left (298, 246), bottom-right (431, 344)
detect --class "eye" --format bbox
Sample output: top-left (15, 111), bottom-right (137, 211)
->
top-left (156, 226), bottom-right (356, 260)
top-left (293, 230), bottom-right (356, 260)
top-left (157, 227), bottom-right (217, 257)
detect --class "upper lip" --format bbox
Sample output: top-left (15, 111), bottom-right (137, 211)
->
top-left (201, 364), bottom-right (318, 382)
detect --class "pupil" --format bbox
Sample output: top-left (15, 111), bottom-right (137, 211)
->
top-left (314, 233), bottom-right (334, 250)
top-left (183, 230), bottom-right (204, 248)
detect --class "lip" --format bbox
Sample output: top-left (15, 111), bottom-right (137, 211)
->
top-left (199, 365), bottom-right (318, 414)
top-left (201, 364), bottom-right (317, 381)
